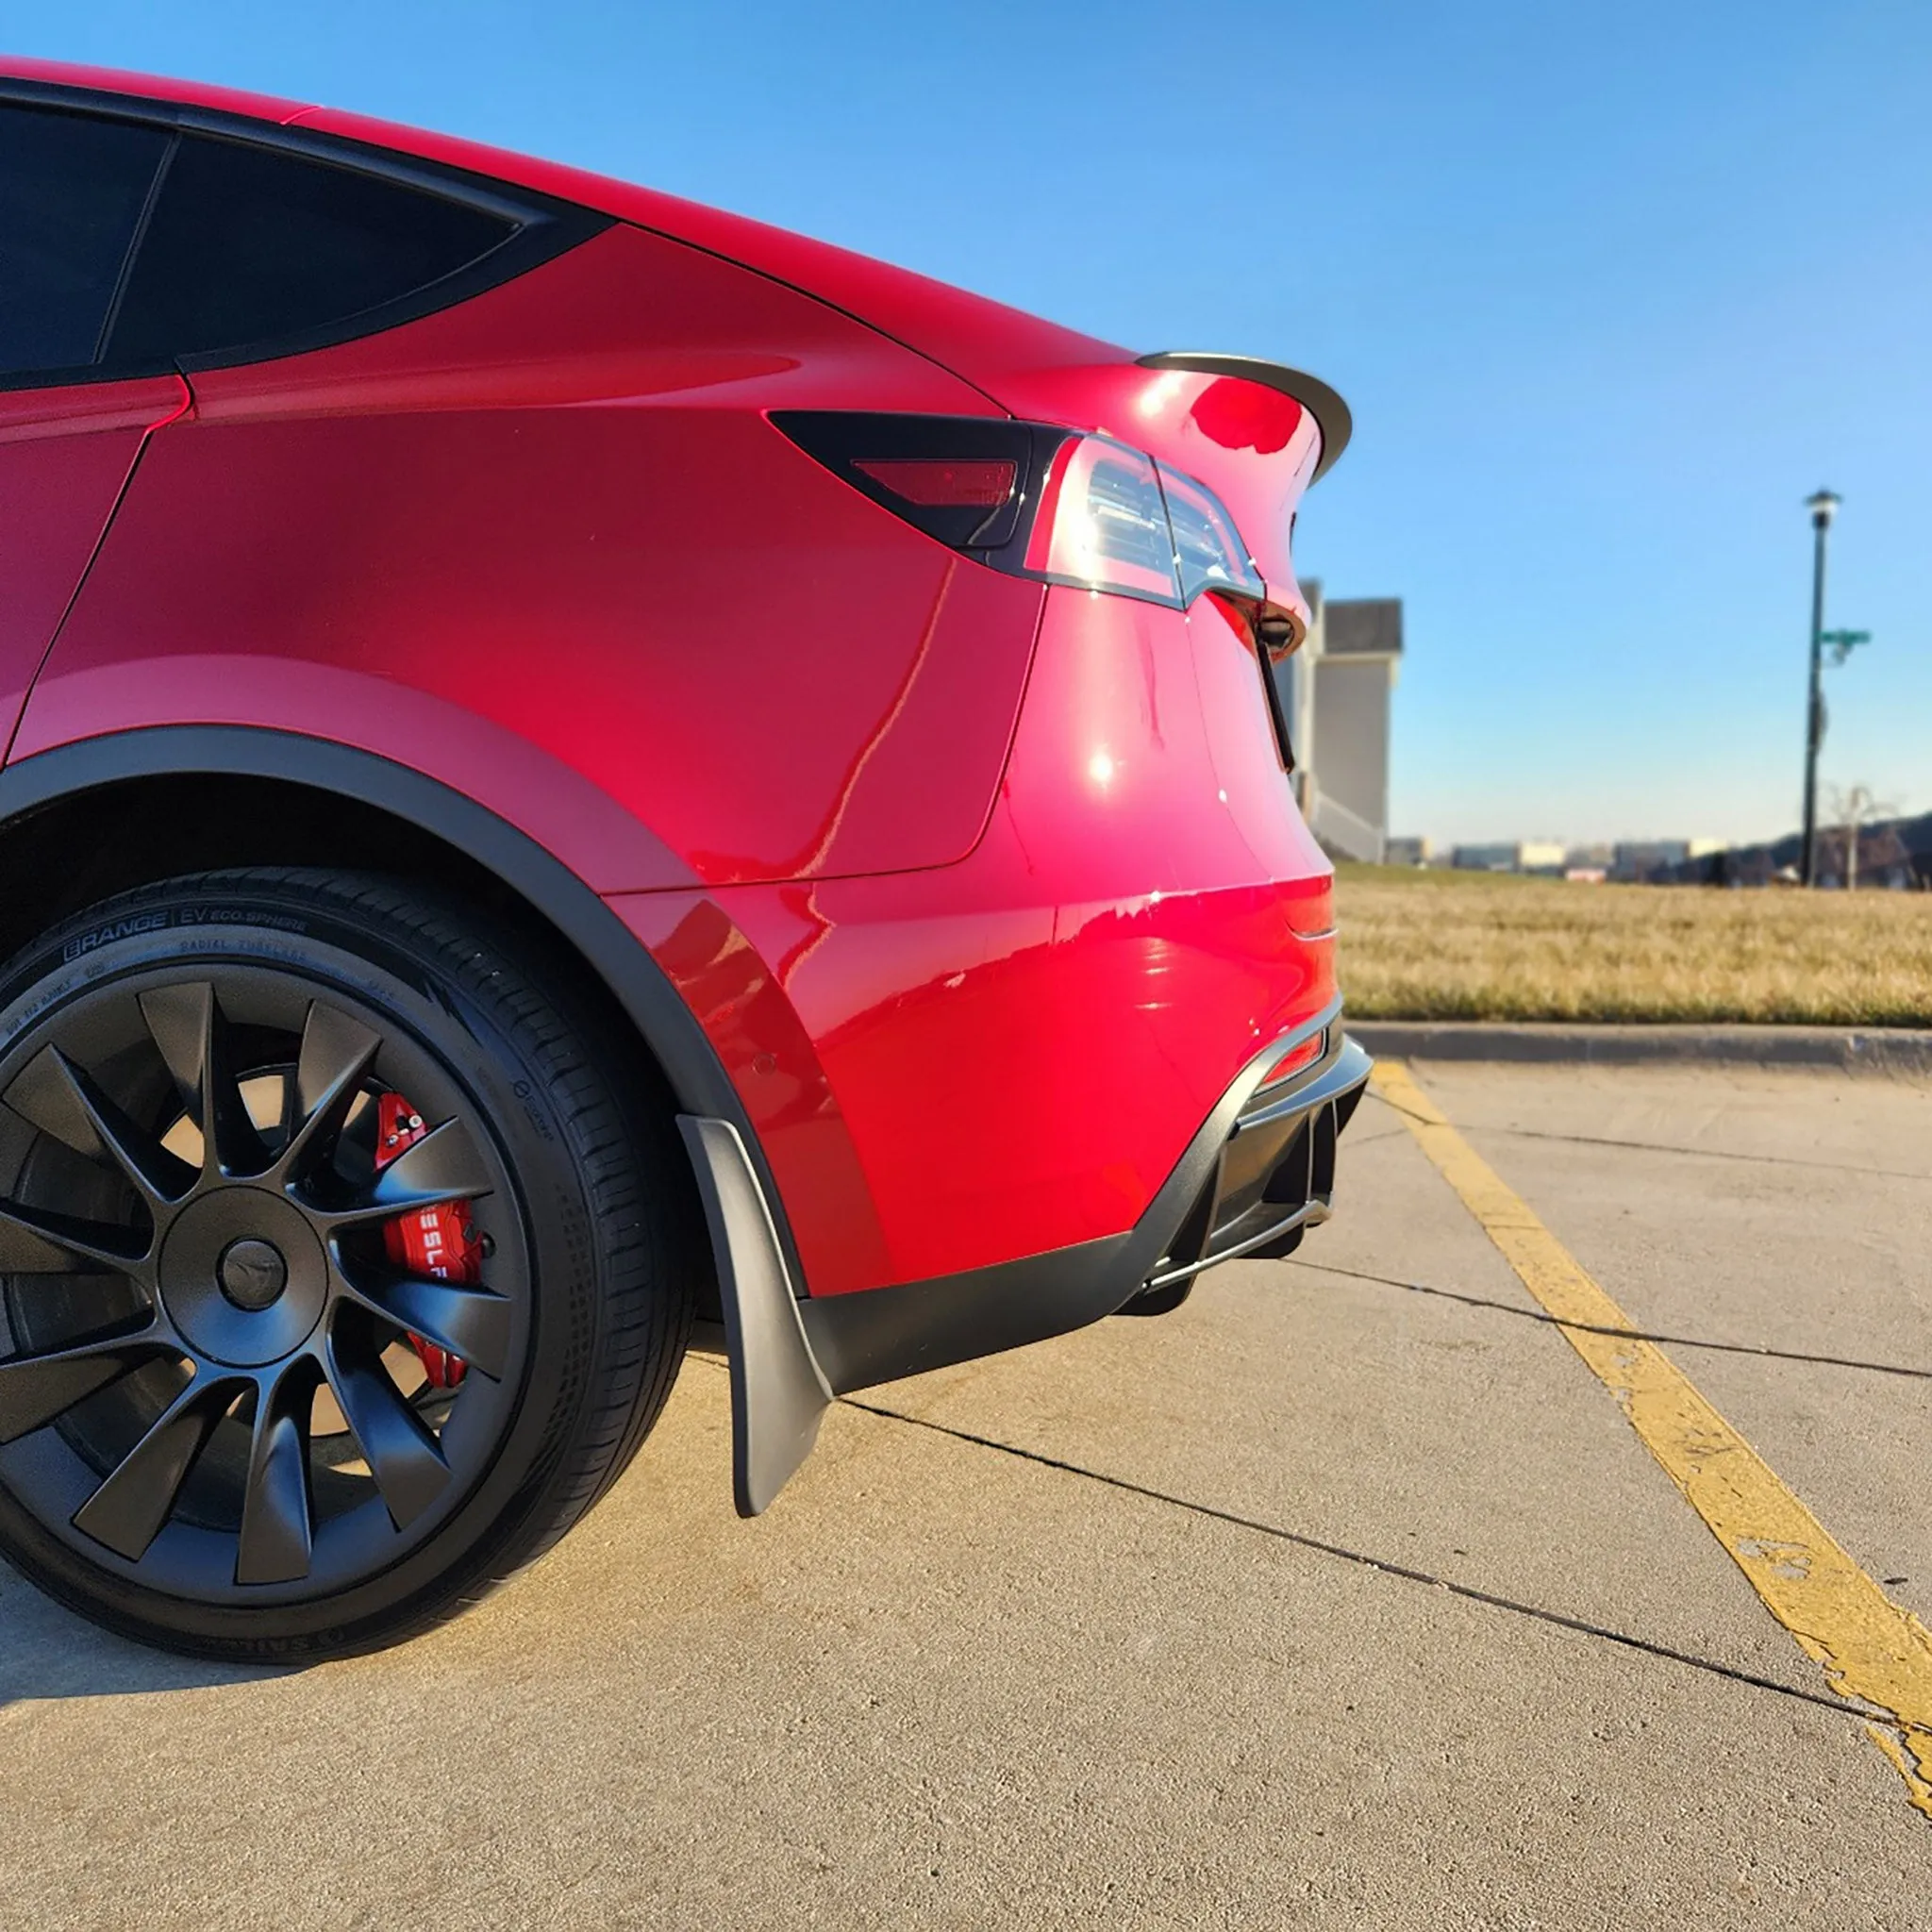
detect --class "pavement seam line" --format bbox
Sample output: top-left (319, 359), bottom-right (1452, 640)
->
top-left (834, 1393), bottom-right (1867, 1721)
top-left (687, 1361), bottom-right (1868, 1720)
top-left (1480, 1123), bottom-right (1932, 1186)
top-left (1373, 1056), bottom-right (1932, 1822)
top-left (1287, 1257), bottom-right (1932, 1383)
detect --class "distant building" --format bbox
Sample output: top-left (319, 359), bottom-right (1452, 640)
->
top-left (1445, 841), bottom-right (1566, 874)
top-left (1278, 586), bottom-right (1404, 862)
top-left (1384, 835), bottom-right (1431, 867)
top-left (1611, 841), bottom-right (1690, 881)
top-left (1613, 841), bottom-right (1731, 882)
top-left (1452, 842), bottom-right (1522, 872)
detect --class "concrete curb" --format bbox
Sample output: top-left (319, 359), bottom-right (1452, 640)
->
top-left (1349, 1021), bottom-right (1932, 1076)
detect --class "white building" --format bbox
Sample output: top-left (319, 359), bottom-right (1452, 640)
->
top-left (1276, 584), bottom-right (1405, 862)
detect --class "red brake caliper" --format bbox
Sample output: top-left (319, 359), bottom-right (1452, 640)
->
top-left (374, 1092), bottom-right (480, 1391)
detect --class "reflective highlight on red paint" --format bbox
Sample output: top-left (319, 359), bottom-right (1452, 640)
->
top-left (610, 587), bottom-right (1333, 1295)
top-left (1259, 1034), bottom-right (1325, 1087)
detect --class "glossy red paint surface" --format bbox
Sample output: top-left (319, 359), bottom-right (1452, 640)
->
top-left (24, 226), bottom-right (1047, 891)
top-left (10, 59), bottom-right (1138, 419)
top-left (3, 62), bottom-right (1342, 1302)
top-left (0, 375), bottom-right (185, 752)
top-left (612, 589), bottom-right (1334, 1295)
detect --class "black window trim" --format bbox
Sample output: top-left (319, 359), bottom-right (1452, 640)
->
top-left (0, 75), bottom-right (611, 394)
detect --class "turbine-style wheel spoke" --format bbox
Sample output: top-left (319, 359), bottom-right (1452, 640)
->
top-left (0, 1212), bottom-right (79, 1272)
top-left (72, 1371), bottom-right (237, 1561)
top-left (47, 1048), bottom-right (195, 1206)
top-left (316, 1120), bottom-right (494, 1232)
top-left (0, 1317), bottom-right (169, 1444)
top-left (138, 982), bottom-right (270, 1180)
top-left (0, 1194), bottom-right (150, 1276)
top-left (236, 1363), bottom-right (319, 1586)
top-left (325, 1336), bottom-right (451, 1530)
top-left (340, 1264), bottom-right (511, 1380)
top-left (275, 1002), bottom-right (381, 1187)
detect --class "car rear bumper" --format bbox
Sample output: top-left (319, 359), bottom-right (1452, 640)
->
top-left (678, 1002), bottom-right (1372, 1513)
top-left (797, 998), bottom-right (1370, 1390)
top-left (1141, 1024), bottom-right (1371, 1293)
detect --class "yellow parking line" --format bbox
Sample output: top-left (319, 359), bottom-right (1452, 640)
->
top-left (1372, 1058), bottom-right (1932, 1821)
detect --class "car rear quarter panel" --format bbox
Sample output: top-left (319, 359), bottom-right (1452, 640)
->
top-left (613, 588), bottom-right (1336, 1295)
top-left (16, 224), bottom-right (1046, 892)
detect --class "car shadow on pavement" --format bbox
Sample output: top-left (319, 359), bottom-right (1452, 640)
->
top-left (0, 1556), bottom-right (293, 1707)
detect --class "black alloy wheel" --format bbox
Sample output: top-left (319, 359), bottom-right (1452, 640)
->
top-left (0, 870), bottom-right (695, 1658)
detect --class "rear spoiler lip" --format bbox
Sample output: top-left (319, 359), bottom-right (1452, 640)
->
top-left (1134, 352), bottom-right (1353, 482)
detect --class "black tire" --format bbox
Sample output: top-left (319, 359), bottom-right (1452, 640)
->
top-left (0, 868), bottom-right (697, 1659)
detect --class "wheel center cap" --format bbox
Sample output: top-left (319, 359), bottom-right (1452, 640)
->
top-left (218, 1237), bottom-right (289, 1312)
top-left (158, 1190), bottom-right (328, 1369)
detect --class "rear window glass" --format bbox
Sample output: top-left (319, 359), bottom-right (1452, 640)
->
top-left (0, 106), bottom-right (168, 377)
top-left (107, 134), bottom-right (516, 366)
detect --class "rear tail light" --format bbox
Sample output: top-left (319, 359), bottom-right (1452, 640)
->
top-left (1024, 435), bottom-right (1180, 602)
top-left (850, 457), bottom-right (1016, 508)
top-left (1157, 460), bottom-right (1264, 605)
top-left (773, 412), bottom-right (1041, 550)
top-left (774, 411), bottom-right (1268, 614)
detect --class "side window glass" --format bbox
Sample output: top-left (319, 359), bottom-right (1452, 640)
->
top-left (0, 106), bottom-right (169, 380)
top-left (107, 135), bottom-right (517, 368)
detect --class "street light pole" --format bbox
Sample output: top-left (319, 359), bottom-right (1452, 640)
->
top-left (1800, 489), bottom-right (1840, 887)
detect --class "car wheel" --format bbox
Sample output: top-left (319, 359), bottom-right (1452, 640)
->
top-left (0, 868), bottom-right (695, 1658)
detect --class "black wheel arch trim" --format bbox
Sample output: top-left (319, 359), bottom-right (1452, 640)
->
top-left (0, 724), bottom-right (800, 1291)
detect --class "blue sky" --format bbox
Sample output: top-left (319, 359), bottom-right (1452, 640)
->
top-left (8, 0), bottom-right (1926, 844)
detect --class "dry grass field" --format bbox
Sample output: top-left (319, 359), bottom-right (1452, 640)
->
top-left (1334, 865), bottom-right (1932, 1024)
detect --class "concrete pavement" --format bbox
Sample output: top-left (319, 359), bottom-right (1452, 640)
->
top-left (3, 1058), bottom-right (1928, 1926)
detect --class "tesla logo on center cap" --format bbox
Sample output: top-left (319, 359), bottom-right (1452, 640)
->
top-left (218, 1239), bottom-right (289, 1312)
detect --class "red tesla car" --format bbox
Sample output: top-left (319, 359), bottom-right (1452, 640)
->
top-left (0, 59), bottom-right (1369, 1657)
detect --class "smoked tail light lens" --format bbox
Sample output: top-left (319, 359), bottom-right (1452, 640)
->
top-left (773, 411), bottom-right (1267, 614)
top-left (773, 411), bottom-right (1043, 550)
top-left (851, 457), bottom-right (1017, 508)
